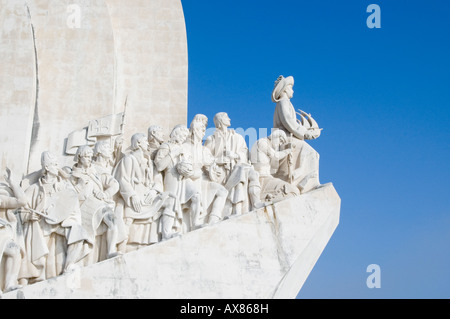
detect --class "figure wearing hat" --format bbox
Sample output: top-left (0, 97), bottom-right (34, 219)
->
top-left (272, 75), bottom-right (322, 194)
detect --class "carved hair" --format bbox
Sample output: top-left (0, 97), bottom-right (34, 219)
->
top-left (131, 133), bottom-right (147, 151)
top-left (75, 145), bottom-right (93, 162)
top-left (272, 75), bottom-right (294, 103)
top-left (169, 124), bottom-right (189, 142)
top-left (192, 114), bottom-right (208, 127)
top-left (148, 125), bottom-right (163, 137)
top-left (189, 120), bottom-right (205, 143)
top-left (41, 151), bottom-right (58, 169)
top-left (93, 141), bottom-right (111, 157)
top-left (213, 112), bottom-right (228, 128)
top-left (270, 128), bottom-right (287, 139)
top-left (269, 129), bottom-right (287, 144)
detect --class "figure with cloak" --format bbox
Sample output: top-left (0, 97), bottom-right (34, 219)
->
top-left (272, 75), bottom-right (322, 194)
top-left (71, 145), bottom-right (123, 264)
top-left (204, 112), bottom-right (263, 216)
top-left (20, 152), bottom-right (91, 284)
top-left (154, 125), bottom-right (201, 233)
top-left (0, 168), bottom-right (26, 293)
top-left (182, 117), bottom-right (228, 225)
top-left (114, 133), bottom-right (176, 250)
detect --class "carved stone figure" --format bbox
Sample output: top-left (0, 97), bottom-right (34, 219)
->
top-left (272, 75), bottom-right (321, 193)
top-left (0, 72), bottom-right (329, 293)
top-left (155, 125), bottom-right (202, 232)
top-left (250, 129), bottom-right (300, 202)
top-left (204, 112), bottom-right (249, 179)
top-left (93, 141), bottom-right (128, 247)
top-left (146, 125), bottom-right (165, 193)
top-left (93, 140), bottom-right (115, 175)
top-left (183, 118), bottom-right (228, 225)
top-left (192, 114), bottom-right (208, 129)
top-left (112, 135), bottom-right (125, 167)
top-left (205, 113), bottom-right (263, 216)
top-left (71, 145), bottom-right (122, 264)
top-left (147, 125), bottom-right (166, 161)
top-left (114, 133), bottom-right (175, 250)
top-left (0, 168), bottom-right (26, 293)
top-left (20, 152), bottom-right (91, 284)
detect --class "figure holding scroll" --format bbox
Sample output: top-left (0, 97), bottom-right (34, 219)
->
top-left (20, 152), bottom-right (91, 284)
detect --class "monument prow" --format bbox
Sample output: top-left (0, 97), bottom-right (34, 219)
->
top-left (1, 183), bottom-right (339, 299)
top-left (1, 1), bottom-right (341, 300)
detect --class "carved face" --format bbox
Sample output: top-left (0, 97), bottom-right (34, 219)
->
top-left (285, 84), bottom-right (294, 99)
top-left (270, 130), bottom-right (287, 150)
top-left (138, 137), bottom-right (149, 151)
top-left (193, 124), bottom-right (206, 141)
top-left (45, 158), bottom-right (59, 177)
top-left (101, 143), bottom-right (113, 160)
top-left (95, 142), bottom-right (112, 160)
top-left (175, 130), bottom-right (189, 144)
top-left (79, 153), bottom-right (93, 168)
top-left (152, 129), bottom-right (165, 144)
top-left (272, 136), bottom-right (286, 150)
top-left (220, 113), bottom-right (231, 128)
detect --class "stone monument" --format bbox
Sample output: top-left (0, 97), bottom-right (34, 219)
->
top-left (0, 0), bottom-right (188, 175)
top-left (0, 0), bottom-right (340, 299)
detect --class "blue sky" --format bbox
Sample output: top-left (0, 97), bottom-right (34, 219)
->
top-left (182, 0), bottom-right (450, 298)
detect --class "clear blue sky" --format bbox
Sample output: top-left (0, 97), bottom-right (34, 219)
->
top-left (182, 0), bottom-right (450, 298)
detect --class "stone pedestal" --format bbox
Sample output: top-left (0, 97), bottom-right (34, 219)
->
top-left (1, 183), bottom-right (340, 299)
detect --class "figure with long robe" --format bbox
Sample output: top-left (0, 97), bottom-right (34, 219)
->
top-left (183, 118), bottom-right (228, 225)
top-left (204, 112), bottom-right (263, 216)
top-left (154, 125), bottom-right (202, 233)
top-left (71, 145), bottom-right (122, 264)
top-left (20, 152), bottom-right (91, 284)
top-left (0, 168), bottom-right (26, 293)
top-left (114, 133), bottom-right (176, 250)
top-left (272, 75), bottom-right (321, 194)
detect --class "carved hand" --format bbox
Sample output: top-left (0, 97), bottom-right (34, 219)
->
top-left (30, 211), bottom-right (41, 222)
top-left (303, 131), bottom-right (314, 140)
top-left (94, 190), bottom-right (106, 201)
top-left (131, 195), bottom-right (142, 213)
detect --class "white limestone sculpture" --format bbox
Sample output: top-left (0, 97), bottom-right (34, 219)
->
top-left (0, 168), bottom-right (26, 294)
top-left (250, 129), bottom-right (300, 202)
top-left (147, 125), bottom-right (166, 161)
top-left (93, 141), bottom-right (128, 246)
top-left (272, 75), bottom-right (322, 194)
top-left (191, 114), bottom-right (209, 130)
top-left (71, 145), bottom-right (122, 264)
top-left (1, 182), bottom-right (341, 299)
top-left (146, 125), bottom-right (166, 194)
top-left (20, 152), bottom-right (91, 284)
top-left (93, 140), bottom-right (116, 176)
top-left (154, 125), bottom-right (202, 233)
top-left (0, 0), bottom-right (188, 176)
top-left (205, 112), bottom-right (263, 216)
top-left (113, 133), bottom-right (176, 250)
top-left (183, 118), bottom-right (228, 225)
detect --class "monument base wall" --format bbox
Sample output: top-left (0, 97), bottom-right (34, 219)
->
top-left (1, 183), bottom-right (340, 299)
